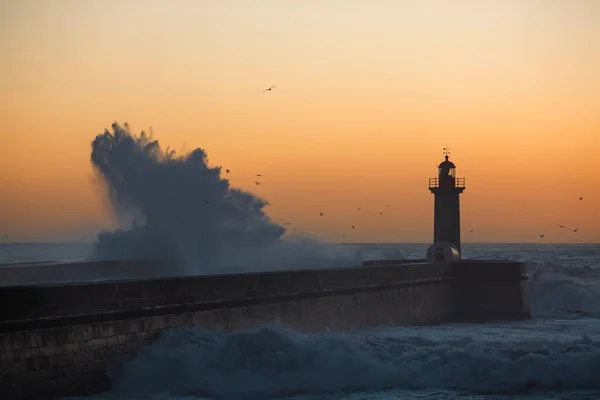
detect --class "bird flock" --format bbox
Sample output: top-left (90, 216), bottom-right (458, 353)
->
top-left (224, 164), bottom-right (589, 244)
top-left (221, 84), bottom-right (592, 243)
top-left (468, 197), bottom-right (586, 242)
top-left (536, 196), bottom-right (584, 241)
top-left (223, 166), bottom-right (381, 240)
top-left (217, 85), bottom-right (398, 241)
top-left (0, 86), bottom-right (591, 244)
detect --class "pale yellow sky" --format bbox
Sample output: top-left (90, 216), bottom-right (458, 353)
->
top-left (0, 0), bottom-right (598, 243)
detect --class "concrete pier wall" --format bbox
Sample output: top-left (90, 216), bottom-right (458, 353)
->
top-left (451, 261), bottom-right (530, 321)
top-left (0, 260), bottom-right (529, 399)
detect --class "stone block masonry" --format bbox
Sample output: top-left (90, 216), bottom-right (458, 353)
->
top-left (0, 262), bottom-right (450, 326)
top-left (0, 281), bottom-right (454, 399)
top-left (0, 260), bottom-right (528, 399)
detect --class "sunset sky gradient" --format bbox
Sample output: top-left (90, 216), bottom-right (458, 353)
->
top-left (1, 0), bottom-right (598, 243)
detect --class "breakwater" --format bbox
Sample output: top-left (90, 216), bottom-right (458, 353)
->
top-left (0, 260), bottom-right (529, 399)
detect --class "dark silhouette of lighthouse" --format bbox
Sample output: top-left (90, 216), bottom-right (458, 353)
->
top-left (428, 147), bottom-right (466, 255)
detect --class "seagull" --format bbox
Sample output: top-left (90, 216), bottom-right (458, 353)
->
top-left (573, 228), bottom-right (578, 232)
top-left (579, 197), bottom-right (583, 200)
top-left (263, 86), bottom-right (276, 92)
top-left (320, 212), bottom-right (324, 216)
top-left (256, 174), bottom-right (262, 177)
top-left (352, 225), bottom-right (355, 230)
top-left (226, 169), bottom-right (230, 174)
top-left (255, 181), bottom-right (260, 185)
top-left (540, 234), bottom-right (544, 238)
top-left (556, 225), bottom-right (567, 228)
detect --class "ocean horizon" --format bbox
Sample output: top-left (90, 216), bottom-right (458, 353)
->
top-left (1, 241), bottom-right (598, 266)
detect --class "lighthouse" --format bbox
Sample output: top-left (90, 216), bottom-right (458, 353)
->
top-left (428, 148), bottom-right (466, 256)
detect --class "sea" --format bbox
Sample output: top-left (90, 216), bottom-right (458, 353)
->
top-left (1, 242), bottom-right (599, 400)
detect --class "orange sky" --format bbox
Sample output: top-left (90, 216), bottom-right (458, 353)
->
top-left (0, 0), bottom-right (598, 243)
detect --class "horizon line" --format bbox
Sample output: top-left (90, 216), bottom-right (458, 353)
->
top-left (1, 241), bottom-right (597, 245)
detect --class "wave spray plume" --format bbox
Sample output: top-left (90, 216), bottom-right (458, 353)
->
top-left (91, 122), bottom-right (360, 275)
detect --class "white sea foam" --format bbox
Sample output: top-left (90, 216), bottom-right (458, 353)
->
top-left (92, 319), bottom-right (600, 400)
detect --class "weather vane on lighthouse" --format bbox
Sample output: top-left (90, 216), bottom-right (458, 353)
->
top-left (443, 146), bottom-right (450, 157)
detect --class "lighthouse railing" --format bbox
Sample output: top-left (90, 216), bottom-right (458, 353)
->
top-left (428, 177), bottom-right (466, 189)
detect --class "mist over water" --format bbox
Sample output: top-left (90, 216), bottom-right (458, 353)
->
top-left (90, 122), bottom-right (361, 275)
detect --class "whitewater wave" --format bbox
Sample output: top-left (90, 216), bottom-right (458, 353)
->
top-left (526, 261), bottom-right (600, 319)
top-left (463, 245), bottom-right (600, 319)
top-left (99, 254), bottom-right (600, 399)
top-left (103, 323), bottom-right (600, 399)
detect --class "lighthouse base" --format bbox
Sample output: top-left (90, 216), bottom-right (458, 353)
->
top-left (362, 258), bottom-right (531, 322)
top-left (450, 260), bottom-right (531, 322)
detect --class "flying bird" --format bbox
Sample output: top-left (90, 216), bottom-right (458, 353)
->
top-left (540, 234), bottom-right (544, 238)
top-left (255, 181), bottom-right (260, 185)
top-left (352, 225), bottom-right (355, 230)
top-left (556, 225), bottom-right (567, 228)
top-left (573, 228), bottom-right (578, 232)
top-left (579, 197), bottom-right (583, 200)
top-left (379, 212), bottom-right (383, 215)
top-left (263, 86), bottom-right (276, 92)
top-left (226, 169), bottom-right (230, 174)
top-left (204, 200), bottom-right (210, 204)
top-left (256, 174), bottom-right (262, 177)
top-left (320, 212), bottom-right (324, 216)
top-left (470, 230), bottom-right (473, 233)
top-left (357, 207), bottom-right (361, 211)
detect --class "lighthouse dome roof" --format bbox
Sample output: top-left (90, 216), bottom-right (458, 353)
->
top-left (439, 155), bottom-right (455, 168)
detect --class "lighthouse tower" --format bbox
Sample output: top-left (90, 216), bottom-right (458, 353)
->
top-left (428, 148), bottom-right (466, 256)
